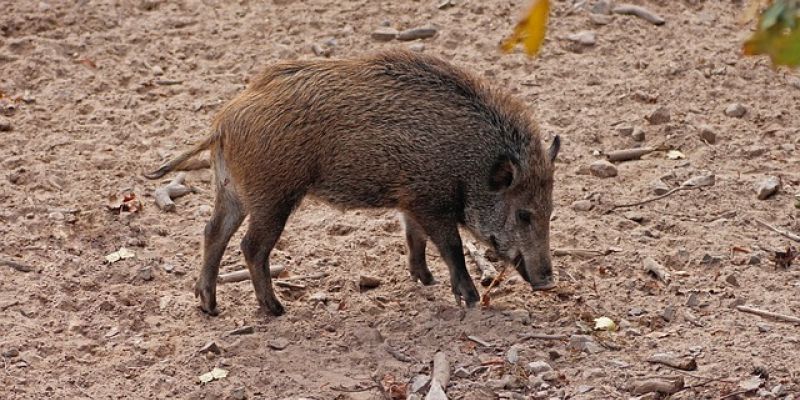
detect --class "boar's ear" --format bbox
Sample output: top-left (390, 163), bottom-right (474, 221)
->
top-left (489, 154), bottom-right (519, 191)
top-left (548, 135), bottom-right (561, 163)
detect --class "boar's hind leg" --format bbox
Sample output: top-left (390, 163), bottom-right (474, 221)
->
top-left (196, 186), bottom-right (245, 316)
top-left (415, 215), bottom-right (480, 307)
top-left (401, 212), bottom-right (435, 285)
top-left (240, 203), bottom-right (295, 316)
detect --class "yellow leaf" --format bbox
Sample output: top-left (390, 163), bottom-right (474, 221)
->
top-left (593, 316), bottom-right (617, 332)
top-left (501, 0), bottom-right (550, 56)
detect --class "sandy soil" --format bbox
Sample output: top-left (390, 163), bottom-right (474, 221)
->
top-left (2, 0), bottom-right (800, 399)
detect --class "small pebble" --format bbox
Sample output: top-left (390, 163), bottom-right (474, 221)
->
top-left (618, 126), bottom-right (634, 136)
top-left (371, 27), bottom-right (398, 41)
top-left (748, 254), bottom-right (761, 265)
top-left (505, 346), bottom-right (520, 364)
top-left (199, 341), bottom-right (221, 355)
top-left (408, 43), bottom-right (425, 52)
top-left (359, 275), bottom-right (381, 290)
top-left (698, 125), bottom-right (717, 144)
top-left (567, 31), bottom-right (596, 46)
top-left (628, 307), bottom-right (645, 317)
top-left (757, 324), bottom-right (771, 333)
top-left (591, 0), bottom-right (613, 14)
top-left (2, 348), bottom-right (19, 358)
top-left (410, 375), bottom-right (429, 392)
top-left (231, 387), bottom-right (246, 400)
top-left (136, 266), bottom-right (153, 281)
top-left (267, 337), bottom-right (290, 350)
top-left (162, 264), bottom-right (175, 273)
top-left (353, 327), bottom-right (383, 345)
top-left (650, 179), bottom-right (669, 195)
top-left (662, 306), bottom-right (676, 321)
top-left (571, 199), bottom-right (593, 212)
top-left (725, 274), bottom-right (740, 288)
top-left (577, 385), bottom-right (594, 394)
top-left (0, 118), bottom-right (11, 132)
top-left (311, 43), bottom-right (332, 57)
top-left (589, 160), bottom-right (618, 178)
top-left (755, 176), bottom-right (780, 200)
top-left (589, 14), bottom-right (613, 25)
top-left (631, 127), bottom-right (646, 141)
top-left (151, 65), bottom-right (164, 76)
top-left (526, 360), bottom-right (552, 375)
top-left (646, 106), bottom-right (670, 125)
top-left (725, 103), bottom-right (747, 118)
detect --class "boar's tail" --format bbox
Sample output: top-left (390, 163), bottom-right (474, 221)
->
top-left (143, 132), bottom-right (218, 180)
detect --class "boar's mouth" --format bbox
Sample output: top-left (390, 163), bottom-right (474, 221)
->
top-left (513, 254), bottom-right (531, 283)
top-left (512, 253), bottom-right (556, 291)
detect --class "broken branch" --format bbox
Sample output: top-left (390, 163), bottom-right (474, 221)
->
top-left (606, 147), bottom-right (654, 162)
top-left (176, 158), bottom-right (210, 172)
top-left (154, 173), bottom-right (194, 212)
top-left (218, 264), bottom-right (285, 283)
top-left (736, 305), bottom-right (800, 324)
top-left (553, 248), bottom-right (609, 258)
top-left (465, 241), bottom-right (498, 286)
top-left (754, 219), bottom-right (800, 242)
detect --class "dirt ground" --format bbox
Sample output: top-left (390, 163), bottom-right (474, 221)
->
top-left (2, 0), bottom-right (800, 399)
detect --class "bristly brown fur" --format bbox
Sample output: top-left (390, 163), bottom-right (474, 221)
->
top-left (146, 49), bottom-right (559, 317)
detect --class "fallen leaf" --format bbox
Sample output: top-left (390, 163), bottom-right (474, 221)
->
top-left (199, 372), bottom-right (214, 384)
top-left (105, 247), bottom-right (135, 263)
top-left (666, 150), bottom-right (685, 160)
top-left (775, 246), bottom-right (797, 269)
top-left (501, 0), bottom-right (550, 56)
top-left (107, 192), bottom-right (142, 213)
top-left (593, 316), bottom-right (617, 331)
top-left (210, 367), bottom-right (228, 379)
top-left (199, 367), bottom-right (228, 384)
top-left (743, 1), bottom-right (800, 67)
top-left (380, 373), bottom-right (407, 400)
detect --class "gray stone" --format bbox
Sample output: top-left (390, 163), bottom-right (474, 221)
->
top-left (231, 387), bottom-right (246, 400)
top-left (353, 327), bottom-right (383, 345)
top-left (526, 360), bottom-right (552, 375)
top-left (591, 0), bottom-right (613, 14)
top-left (650, 179), bottom-right (669, 195)
top-left (397, 27), bottom-right (437, 41)
top-left (589, 13), bottom-right (613, 25)
top-left (572, 199), bottom-right (593, 212)
top-left (755, 176), bottom-right (780, 200)
top-left (699, 125), bottom-right (717, 144)
top-left (371, 27), bottom-right (398, 41)
top-left (267, 337), bottom-right (290, 350)
top-left (758, 324), bottom-right (771, 333)
top-left (199, 341), bottom-right (221, 355)
top-left (453, 367), bottom-right (470, 379)
top-left (618, 126), bottom-right (634, 136)
top-left (631, 127), bottom-right (646, 141)
top-left (136, 266), bottom-right (153, 281)
top-left (505, 346), bottom-right (520, 364)
top-left (569, 335), bottom-right (603, 353)
top-left (725, 103), bottom-right (747, 118)
top-left (646, 106), bottom-right (670, 125)
top-left (589, 160), bottom-right (617, 178)
top-left (2, 348), bottom-right (19, 358)
top-left (567, 31), bottom-right (596, 46)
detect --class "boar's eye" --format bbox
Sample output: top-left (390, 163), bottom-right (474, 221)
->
top-left (516, 210), bottom-right (532, 225)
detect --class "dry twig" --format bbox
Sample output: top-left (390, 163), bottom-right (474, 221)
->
top-left (754, 219), bottom-right (800, 242)
top-left (218, 264), bottom-right (285, 283)
top-left (736, 305), bottom-right (800, 324)
top-left (465, 241), bottom-right (498, 286)
top-left (154, 173), bottom-right (194, 212)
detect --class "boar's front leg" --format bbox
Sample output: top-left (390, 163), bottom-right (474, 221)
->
top-left (414, 214), bottom-right (480, 307)
top-left (401, 212), bottom-right (435, 285)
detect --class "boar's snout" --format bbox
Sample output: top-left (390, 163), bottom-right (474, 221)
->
top-left (514, 252), bottom-right (555, 291)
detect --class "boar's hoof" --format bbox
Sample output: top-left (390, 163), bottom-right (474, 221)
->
top-left (195, 284), bottom-right (220, 316)
top-left (531, 281), bottom-right (557, 291)
top-left (263, 301), bottom-right (285, 317)
top-left (412, 269), bottom-right (436, 285)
